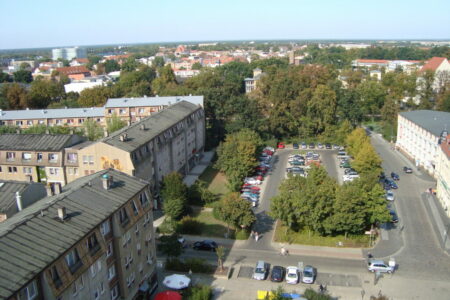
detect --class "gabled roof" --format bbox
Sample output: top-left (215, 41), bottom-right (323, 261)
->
top-left (420, 57), bottom-right (448, 72)
top-left (0, 134), bottom-right (84, 151)
top-left (399, 110), bottom-right (450, 137)
top-left (356, 59), bottom-right (389, 64)
top-left (0, 169), bottom-right (148, 299)
top-left (0, 107), bottom-right (104, 120)
top-left (101, 101), bottom-right (202, 153)
top-left (105, 95), bottom-right (203, 108)
top-left (56, 66), bottom-right (91, 75)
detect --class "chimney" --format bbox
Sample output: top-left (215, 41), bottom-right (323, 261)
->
top-left (58, 207), bottom-right (67, 221)
top-left (102, 174), bottom-right (112, 190)
top-left (16, 191), bottom-right (23, 211)
top-left (54, 184), bottom-right (61, 195)
top-left (46, 185), bottom-right (53, 196)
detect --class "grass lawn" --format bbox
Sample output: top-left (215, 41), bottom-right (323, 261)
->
top-left (274, 221), bottom-right (371, 248)
top-left (190, 209), bottom-right (235, 238)
top-left (198, 165), bottom-right (229, 196)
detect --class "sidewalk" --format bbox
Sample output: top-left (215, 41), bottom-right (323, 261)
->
top-left (272, 242), bottom-right (364, 260)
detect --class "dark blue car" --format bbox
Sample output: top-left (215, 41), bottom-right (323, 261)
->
top-left (384, 179), bottom-right (398, 189)
top-left (391, 172), bottom-right (400, 181)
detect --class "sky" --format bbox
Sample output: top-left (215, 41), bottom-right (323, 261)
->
top-left (0, 0), bottom-right (449, 49)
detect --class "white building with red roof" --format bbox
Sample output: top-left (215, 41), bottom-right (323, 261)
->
top-left (419, 57), bottom-right (450, 92)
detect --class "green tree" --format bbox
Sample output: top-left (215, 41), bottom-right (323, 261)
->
top-left (161, 172), bottom-right (188, 220)
top-left (2, 83), bottom-right (28, 109)
top-left (104, 60), bottom-right (121, 73)
top-left (187, 285), bottom-right (213, 300)
top-left (356, 80), bottom-right (387, 117)
top-left (352, 141), bottom-right (382, 175)
top-left (121, 57), bottom-right (139, 72)
top-left (217, 192), bottom-right (255, 230)
top-left (106, 113), bottom-right (126, 133)
top-left (216, 246), bottom-right (225, 271)
top-left (152, 56), bottom-right (165, 68)
top-left (0, 72), bottom-right (12, 83)
top-left (78, 85), bottom-right (111, 107)
top-left (19, 62), bottom-right (31, 70)
top-left (215, 129), bottom-right (263, 191)
top-left (151, 65), bottom-right (177, 95)
top-left (13, 70), bottom-right (33, 83)
top-left (83, 119), bottom-right (104, 141)
top-left (417, 70), bottom-right (435, 109)
top-left (192, 62), bottom-right (202, 70)
top-left (27, 78), bottom-right (64, 108)
top-left (346, 128), bottom-right (369, 157)
top-left (437, 90), bottom-right (450, 112)
top-left (157, 234), bottom-right (183, 258)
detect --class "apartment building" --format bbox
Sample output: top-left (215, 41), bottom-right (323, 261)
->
top-left (71, 101), bottom-right (205, 200)
top-left (0, 95), bottom-right (204, 130)
top-left (0, 180), bottom-right (47, 222)
top-left (52, 47), bottom-right (87, 61)
top-left (244, 68), bottom-right (264, 93)
top-left (0, 134), bottom-right (85, 188)
top-left (396, 110), bottom-right (450, 176)
top-left (436, 134), bottom-right (450, 217)
top-left (0, 169), bottom-right (158, 300)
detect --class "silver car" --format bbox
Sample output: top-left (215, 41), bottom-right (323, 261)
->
top-left (367, 260), bottom-right (394, 273)
top-left (386, 191), bottom-right (395, 201)
top-left (253, 260), bottom-right (268, 280)
top-left (302, 265), bottom-right (316, 284)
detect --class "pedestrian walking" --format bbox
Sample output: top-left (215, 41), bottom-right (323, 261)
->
top-left (255, 232), bottom-right (259, 242)
top-left (250, 230), bottom-right (254, 239)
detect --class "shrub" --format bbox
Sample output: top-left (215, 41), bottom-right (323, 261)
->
top-left (235, 229), bottom-right (250, 240)
top-left (157, 218), bottom-right (177, 234)
top-left (165, 258), bottom-right (213, 274)
top-left (165, 258), bottom-right (186, 272)
top-left (187, 285), bottom-right (213, 300)
top-left (177, 216), bottom-right (202, 235)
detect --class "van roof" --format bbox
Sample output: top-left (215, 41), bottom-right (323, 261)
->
top-left (369, 259), bottom-right (385, 264)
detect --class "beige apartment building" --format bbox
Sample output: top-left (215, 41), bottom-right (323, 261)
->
top-left (436, 134), bottom-right (450, 217)
top-left (69, 101), bottom-right (205, 199)
top-left (0, 95), bottom-right (203, 130)
top-left (0, 134), bottom-right (85, 189)
top-left (0, 169), bottom-right (158, 300)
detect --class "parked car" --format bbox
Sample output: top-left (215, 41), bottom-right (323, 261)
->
top-left (390, 210), bottom-right (399, 223)
top-left (317, 143), bottom-right (324, 149)
top-left (391, 172), bottom-right (400, 181)
top-left (403, 166), bottom-right (413, 173)
top-left (285, 266), bottom-right (299, 284)
top-left (367, 259), bottom-right (394, 273)
top-left (344, 168), bottom-right (357, 175)
top-left (340, 161), bottom-right (351, 169)
top-left (289, 160), bottom-right (305, 166)
top-left (386, 191), bottom-right (395, 201)
top-left (253, 261), bottom-right (269, 280)
top-left (301, 265), bottom-right (316, 284)
top-left (333, 144), bottom-right (340, 150)
top-left (385, 179), bottom-right (398, 189)
top-left (277, 142), bottom-right (285, 149)
top-left (343, 174), bottom-right (360, 182)
top-left (244, 177), bottom-right (261, 185)
top-left (270, 266), bottom-right (285, 282)
top-left (193, 240), bottom-right (218, 251)
top-left (337, 151), bottom-right (347, 157)
top-left (301, 142), bottom-right (307, 149)
top-left (177, 237), bottom-right (187, 248)
top-left (309, 143), bottom-right (315, 149)
top-left (293, 143), bottom-right (299, 149)
top-left (325, 143), bottom-right (332, 149)
top-left (264, 146), bottom-right (275, 152)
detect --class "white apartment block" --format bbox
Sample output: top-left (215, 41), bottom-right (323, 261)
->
top-left (436, 135), bottom-right (450, 217)
top-left (396, 110), bottom-right (450, 176)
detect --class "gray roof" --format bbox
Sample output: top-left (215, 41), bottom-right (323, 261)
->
top-left (0, 181), bottom-right (28, 213)
top-left (105, 95), bottom-right (204, 108)
top-left (102, 100), bottom-right (202, 152)
top-left (0, 169), bottom-right (148, 299)
top-left (399, 110), bottom-right (450, 137)
top-left (0, 134), bottom-right (84, 151)
top-left (0, 107), bottom-right (104, 121)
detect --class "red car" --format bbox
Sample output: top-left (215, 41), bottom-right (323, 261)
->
top-left (277, 142), bottom-right (285, 149)
top-left (263, 149), bottom-right (274, 156)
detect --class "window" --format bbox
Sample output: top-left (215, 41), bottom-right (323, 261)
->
top-left (147, 252), bottom-right (153, 264)
top-left (110, 285), bottom-right (119, 300)
top-left (27, 120), bottom-right (33, 125)
top-left (25, 281), bottom-right (37, 300)
top-left (135, 224), bottom-right (139, 235)
top-left (38, 120), bottom-right (44, 125)
top-left (106, 242), bottom-right (113, 257)
top-left (22, 167), bottom-right (32, 174)
top-left (118, 207), bottom-right (129, 225)
top-left (93, 289), bottom-right (99, 300)
top-left (16, 120), bottom-right (23, 126)
top-left (73, 168), bottom-right (78, 175)
top-left (48, 153), bottom-right (58, 162)
top-left (78, 118), bottom-right (85, 124)
top-left (139, 108), bottom-right (145, 114)
top-left (87, 234), bottom-right (100, 255)
top-left (132, 200), bottom-right (139, 216)
top-left (0, 166), bottom-right (2, 172)
top-left (108, 265), bottom-right (116, 280)
top-left (100, 282), bottom-right (105, 294)
top-left (8, 166), bottom-right (17, 173)
top-left (68, 168), bottom-right (73, 175)
top-left (6, 152), bottom-right (15, 161)
top-left (67, 119), bottom-right (74, 124)
top-left (72, 282), bottom-right (77, 296)
top-left (83, 155), bottom-right (94, 165)
top-left (139, 192), bottom-right (149, 208)
top-left (67, 153), bottom-right (77, 163)
top-left (90, 264), bottom-right (97, 277)
top-left (122, 231), bottom-right (131, 248)
top-left (97, 260), bottom-right (102, 272)
top-left (77, 275), bottom-right (84, 290)
top-left (56, 119), bottom-right (62, 125)
top-left (100, 220), bottom-right (111, 236)
top-left (137, 242), bottom-right (141, 254)
top-left (138, 262), bottom-right (143, 273)
top-left (119, 109), bottom-right (126, 115)
top-left (65, 248), bottom-right (82, 273)
top-left (48, 168), bottom-right (59, 175)
top-left (37, 153), bottom-right (43, 161)
top-left (108, 109), bottom-right (113, 114)
top-left (50, 266), bottom-right (63, 288)
top-left (22, 152), bottom-right (32, 161)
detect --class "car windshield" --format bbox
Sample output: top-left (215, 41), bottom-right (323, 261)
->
top-left (303, 270), bottom-right (313, 277)
top-left (287, 272), bottom-right (296, 278)
top-left (255, 267), bottom-right (265, 273)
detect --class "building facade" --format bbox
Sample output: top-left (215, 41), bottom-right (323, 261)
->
top-left (244, 68), bottom-right (263, 93)
top-left (0, 134), bottom-right (85, 188)
top-left (0, 169), bottom-right (158, 300)
top-left (52, 47), bottom-right (87, 61)
top-left (436, 134), bottom-right (450, 217)
top-left (0, 95), bottom-right (204, 130)
top-left (396, 110), bottom-right (450, 176)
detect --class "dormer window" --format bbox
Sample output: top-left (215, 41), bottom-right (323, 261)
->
top-left (65, 248), bottom-right (82, 274)
top-left (118, 207), bottom-right (129, 226)
top-left (86, 233), bottom-right (100, 256)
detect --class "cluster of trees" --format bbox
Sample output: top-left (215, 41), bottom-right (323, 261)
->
top-left (215, 129), bottom-right (263, 191)
top-left (161, 172), bottom-right (188, 220)
top-left (271, 129), bottom-right (389, 237)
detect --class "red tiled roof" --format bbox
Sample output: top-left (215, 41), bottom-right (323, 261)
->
top-left (75, 58), bottom-right (89, 63)
top-left (56, 66), bottom-right (91, 75)
top-left (420, 57), bottom-right (447, 72)
top-left (356, 59), bottom-right (389, 64)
